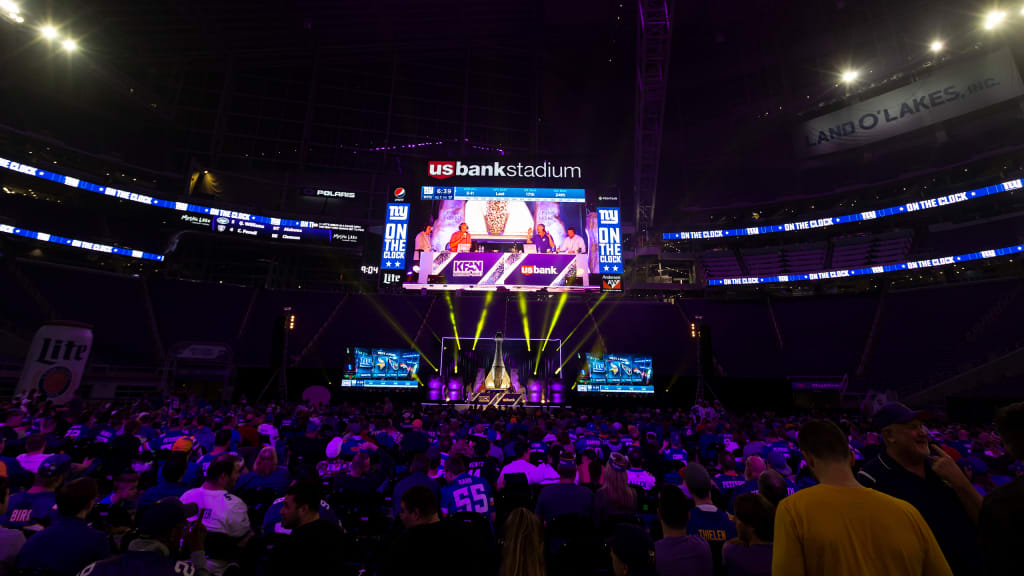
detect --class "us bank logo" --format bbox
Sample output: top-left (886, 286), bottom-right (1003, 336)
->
top-left (427, 161), bottom-right (456, 180)
top-left (453, 260), bottom-right (484, 277)
top-left (520, 265), bottom-right (558, 276)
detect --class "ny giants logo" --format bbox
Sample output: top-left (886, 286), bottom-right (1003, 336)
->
top-left (427, 161), bottom-right (456, 180)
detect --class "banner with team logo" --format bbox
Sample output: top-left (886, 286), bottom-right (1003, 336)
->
top-left (16, 323), bottom-right (93, 404)
top-left (596, 208), bottom-right (623, 294)
top-left (425, 253), bottom-right (576, 287)
top-left (381, 203), bottom-right (410, 271)
top-left (797, 48), bottom-right (1024, 157)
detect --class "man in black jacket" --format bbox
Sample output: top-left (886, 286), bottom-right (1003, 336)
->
top-left (267, 482), bottom-right (344, 575)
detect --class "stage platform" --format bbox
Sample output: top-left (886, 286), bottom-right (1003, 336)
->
top-left (403, 282), bottom-right (599, 293)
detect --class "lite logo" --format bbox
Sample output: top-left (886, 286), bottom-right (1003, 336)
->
top-left (453, 260), bottom-right (485, 277)
top-left (36, 338), bottom-right (89, 366)
top-left (520, 265), bottom-right (559, 275)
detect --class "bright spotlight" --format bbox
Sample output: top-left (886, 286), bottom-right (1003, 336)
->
top-left (41, 26), bottom-right (59, 39)
top-left (0, 1), bottom-right (19, 15)
top-left (61, 38), bottom-right (77, 52)
top-left (840, 70), bottom-right (859, 84)
top-left (984, 10), bottom-right (1007, 29)
top-left (929, 40), bottom-right (944, 53)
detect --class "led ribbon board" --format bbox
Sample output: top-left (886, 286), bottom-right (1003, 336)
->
top-left (664, 178), bottom-right (1023, 240)
top-left (0, 224), bottom-right (164, 261)
top-left (381, 203), bottom-right (410, 271)
top-left (0, 157), bottom-right (364, 242)
top-left (421, 186), bottom-right (586, 203)
top-left (708, 243), bottom-right (1024, 286)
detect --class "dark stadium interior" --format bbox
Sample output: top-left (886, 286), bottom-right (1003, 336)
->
top-left (0, 1), bottom-right (1023, 576)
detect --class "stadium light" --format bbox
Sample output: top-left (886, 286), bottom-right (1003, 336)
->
top-left (840, 70), bottom-right (859, 84)
top-left (61, 38), bottom-right (77, 52)
top-left (0, 1), bottom-right (19, 15)
top-left (929, 40), bottom-right (944, 53)
top-left (41, 25), bottom-right (59, 39)
top-left (984, 10), bottom-right (1007, 29)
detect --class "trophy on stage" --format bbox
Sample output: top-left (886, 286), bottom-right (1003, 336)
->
top-left (483, 331), bottom-right (512, 390)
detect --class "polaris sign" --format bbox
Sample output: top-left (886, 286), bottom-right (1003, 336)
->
top-left (427, 160), bottom-right (582, 180)
top-left (798, 48), bottom-right (1024, 157)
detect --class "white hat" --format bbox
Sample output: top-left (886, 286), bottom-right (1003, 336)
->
top-left (326, 437), bottom-right (344, 459)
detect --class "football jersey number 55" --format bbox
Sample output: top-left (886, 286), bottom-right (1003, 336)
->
top-left (453, 484), bottom-right (489, 513)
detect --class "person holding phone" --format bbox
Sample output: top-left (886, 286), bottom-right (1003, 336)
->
top-left (857, 403), bottom-right (982, 576)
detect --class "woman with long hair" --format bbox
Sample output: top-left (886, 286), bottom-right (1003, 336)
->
top-left (593, 452), bottom-right (638, 527)
top-left (235, 446), bottom-right (291, 494)
top-left (502, 508), bottom-right (545, 576)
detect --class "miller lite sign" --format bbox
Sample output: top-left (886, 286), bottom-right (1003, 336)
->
top-left (16, 323), bottom-right (93, 404)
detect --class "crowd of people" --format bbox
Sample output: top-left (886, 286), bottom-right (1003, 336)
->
top-left (0, 390), bottom-right (1019, 576)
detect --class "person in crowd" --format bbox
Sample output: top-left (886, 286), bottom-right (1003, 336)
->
top-left (773, 419), bottom-right (951, 576)
top-left (979, 401), bottom-right (1024, 576)
top-left (722, 493), bottom-right (774, 576)
top-left (857, 403), bottom-right (981, 576)
top-left (594, 452), bottom-right (638, 527)
top-left (527, 223), bottom-right (554, 253)
top-left (180, 453), bottom-right (250, 541)
top-left (289, 420), bottom-right (326, 467)
top-left (449, 222), bottom-right (472, 252)
top-left (0, 477), bottom-right (25, 574)
top-left (728, 455), bottom-right (766, 512)
top-left (757, 469), bottom-right (789, 507)
top-left (16, 478), bottom-right (110, 576)
top-left (654, 484), bottom-right (711, 576)
top-left (15, 434), bottom-right (50, 474)
top-left (415, 223), bottom-right (433, 253)
top-left (610, 523), bottom-right (655, 576)
top-left (107, 419), bottom-right (143, 475)
top-left (713, 450), bottom-right (744, 499)
top-left (387, 485), bottom-right (475, 576)
top-left (557, 226), bottom-right (586, 254)
top-left (4, 453), bottom-right (68, 529)
top-left (535, 455), bottom-right (593, 522)
top-left (684, 462), bottom-right (736, 569)
top-left (335, 451), bottom-right (378, 494)
top-left (498, 441), bottom-right (542, 489)
top-left (76, 498), bottom-right (208, 576)
top-left (440, 455), bottom-right (495, 522)
top-left (235, 446), bottom-right (291, 494)
top-left (196, 429), bottom-right (236, 477)
top-left (90, 471), bottom-right (139, 533)
top-left (626, 449), bottom-right (657, 492)
top-left (168, 436), bottom-right (203, 487)
top-left (392, 453), bottom-right (441, 518)
top-left (267, 482), bottom-right (345, 575)
top-left (467, 437), bottom-right (501, 489)
top-left (401, 418), bottom-right (430, 454)
top-left (502, 507), bottom-right (545, 576)
top-left (139, 453), bottom-right (190, 510)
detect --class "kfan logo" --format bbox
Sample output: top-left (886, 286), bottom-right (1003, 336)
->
top-left (427, 160), bottom-right (582, 180)
top-left (453, 260), bottom-right (485, 277)
top-left (520, 265), bottom-right (559, 276)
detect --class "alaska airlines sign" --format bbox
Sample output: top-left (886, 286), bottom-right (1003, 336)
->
top-left (797, 48), bottom-right (1024, 157)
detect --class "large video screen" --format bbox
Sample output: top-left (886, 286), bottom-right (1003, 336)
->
top-left (422, 194), bottom-right (589, 252)
top-left (342, 348), bottom-right (421, 389)
top-left (577, 353), bottom-right (654, 394)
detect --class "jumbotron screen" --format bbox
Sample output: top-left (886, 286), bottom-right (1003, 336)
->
top-left (342, 348), bottom-right (421, 389)
top-left (577, 353), bottom-right (654, 394)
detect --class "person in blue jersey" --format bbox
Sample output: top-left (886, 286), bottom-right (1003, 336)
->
top-left (728, 456), bottom-right (767, 513)
top-left (574, 423), bottom-right (605, 460)
top-left (3, 454), bottom-right (69, 530)
top-left (440, 455), bottom-right (495, 523)
top-left (235, 446), bottom-right (291, 495)
top-left (626, 449), bottom-right (657, 493)
top-left (16, 477), bottom-right (110, 575)
top-left (149, 418), bottom-right (191, 453)
top-left (64, 411), bottom-right (93, 443)
top-left (527, 223), bottom-right (555, 253)
top-left (758, 429), bottom-right (793, 462)
top-left (91, 413), bottom-right (117, 445)
top-left (535, 455), bottom-right (594, 522)
top-left (139, 454), bottom-right (190, 511)
top-left (713, 451), bottom-right (746, 505)
top-left (0, 477), bottom-right (26, 572)
top-left (196, 429), bottom-right (236, 478)
top-left (763, 453), bottom-right (797, 495)
top-left (90, 472), bottom-right (139, 534)
top-left (191, 413), bottom-right (215, 455)
top-left (662, 433), bottom-right (688, 469)
top-left (262, 472), bottom-right (340, 537)
top-left (75, 498), bottom-right (209, 576)
top-left (684, 463), bottom-right (736, 571)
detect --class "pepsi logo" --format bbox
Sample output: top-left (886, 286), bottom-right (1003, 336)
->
top-left (393, 187), bottom-right (406, 200)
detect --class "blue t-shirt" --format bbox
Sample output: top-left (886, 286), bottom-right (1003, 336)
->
top-left (236, 467), bottom-right (291, 494)
top-left (4, 491), bottom-right (58, 528)
top-left (16, 516), bottom-right (110, 574)
top-left (150, 430), bottom-right (189, 452)
top-left (93, 427), bottom-right (116, 444)
top-left (663, 448), bottom-right (688, 466)
top-left (713, 472), bottom-right (746, 496)
top-left (138, 482), bottom-right (189, 511)
top-left (760, 441), bottom-right (793, 460)
top-left (64, 424), bottom-right (91, 441)
top-left (530, 233), bottom-right (554, 253)
top-left (686, 506), bottom-right (737, 545)
top-left (440, 474), bottom-right (494, 517)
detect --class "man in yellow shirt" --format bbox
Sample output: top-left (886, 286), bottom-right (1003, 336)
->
top-left (772, 420), bottom-right (952, 576)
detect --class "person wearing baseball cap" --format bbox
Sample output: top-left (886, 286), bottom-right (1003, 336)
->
top-left (3, 454), bottom-right (69, 529)
top-left (16, 477), bottom-right (110, 575)
top-left (608, 524), bottom-right (655, 576)
top-left (75, 498), bottom-right (209, 576)
top-left (857, 403), bottom-right (982, 576)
